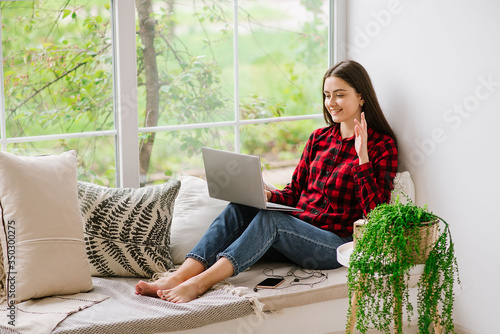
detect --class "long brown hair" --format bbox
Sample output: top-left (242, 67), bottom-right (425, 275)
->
top-left (322, 60), bottom-right (397, 146)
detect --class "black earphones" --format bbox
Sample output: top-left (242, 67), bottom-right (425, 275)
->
top-left (253, 268), bottom-right (328, 292)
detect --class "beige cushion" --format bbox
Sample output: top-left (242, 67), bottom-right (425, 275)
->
top-left (0, 151), bottom-right (93, 303)
top-left (226, 261), bottom-right (348, 311)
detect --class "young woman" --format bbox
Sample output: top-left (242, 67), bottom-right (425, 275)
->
top-left (135, 60), bottom-right (398, 303)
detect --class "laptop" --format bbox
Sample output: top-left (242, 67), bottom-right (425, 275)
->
top-left (201, 147), bottom-right (303, 212)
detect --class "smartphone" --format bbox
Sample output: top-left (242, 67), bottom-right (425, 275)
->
top-left (255, 277), bottom-right (285, 289)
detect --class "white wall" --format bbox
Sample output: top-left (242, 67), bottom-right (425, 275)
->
top-left (346, 0), bottom-right (500, 332)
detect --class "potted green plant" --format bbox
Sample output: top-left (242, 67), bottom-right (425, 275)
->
top-left (346, 195), bottom-right (460, 334)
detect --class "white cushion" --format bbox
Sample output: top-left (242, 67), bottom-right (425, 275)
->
top-left (77, 180), bottom-right (181, 277)
top-left (170, 176), bottom-right (228, 264)
top-left (0, 151), bottom-right (93, 303)
top-left (391, 171), bottom-right (415, 203)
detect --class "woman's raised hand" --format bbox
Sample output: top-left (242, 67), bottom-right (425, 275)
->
top-left (354, 112), bottom-right (369, 165)
top-left (265, 190), bottom-right (272, 201)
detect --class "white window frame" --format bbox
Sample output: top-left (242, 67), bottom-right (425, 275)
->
top-left (0, 0), bottom-right (346, 188)
top-left (113, 0), bottom-right (140, 188)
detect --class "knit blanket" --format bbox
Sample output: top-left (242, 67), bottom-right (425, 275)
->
top-left (0, 291), bottom-right (108, 334)
top-left (52, 277), bottom-right (260, 334)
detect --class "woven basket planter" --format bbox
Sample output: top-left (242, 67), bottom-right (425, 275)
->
top-left (411, 219), bottom-right (439, 263)
top-left (353, 219), bottom-right (439, 264)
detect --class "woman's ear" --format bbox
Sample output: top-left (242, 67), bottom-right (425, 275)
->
top-left (358, 93), bottom-right (364, 106)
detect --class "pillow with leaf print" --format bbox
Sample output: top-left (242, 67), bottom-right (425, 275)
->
top-left (77, 180), bottom-right (181, 278)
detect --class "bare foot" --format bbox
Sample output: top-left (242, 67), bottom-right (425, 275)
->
top-left (158, 276), bottom-right (207, 303)
top-left (135, 275), bottom-right (184, 297)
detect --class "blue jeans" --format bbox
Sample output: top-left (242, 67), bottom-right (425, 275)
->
top-left (186, 203), bottom-right (352, 276)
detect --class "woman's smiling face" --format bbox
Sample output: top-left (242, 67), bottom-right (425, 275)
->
top-left (323, 76), bottom-right (364, 129)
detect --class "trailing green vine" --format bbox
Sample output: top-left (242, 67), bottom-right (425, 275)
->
top-left (346, 196), bottom-right (460, 333)
top-left (417, 221), bottom-right (460, 333)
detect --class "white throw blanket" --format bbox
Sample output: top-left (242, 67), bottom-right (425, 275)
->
top-left (0, 291), bottom-right (108, 334)
top-left (52, 277), bottom-right (260, 334)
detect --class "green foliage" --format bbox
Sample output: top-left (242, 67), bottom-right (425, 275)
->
top-left (347, 196), bottom-right (460, 333)
top-left (240, 95), bottom-right (285, 119)
top-left (2, 0), bottom-right (114, 184)
top-left (3, 1), bottom-right (113, 134)
top-left (417, 222), bottom-right (460, 333)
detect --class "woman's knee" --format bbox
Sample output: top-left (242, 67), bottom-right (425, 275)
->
top-left (224, 202), bottom-right (258, 216)
top-left (213, 202), bottom-right (260, 230)
top-left (250, 210), bottom-right (283, 233)
top-left (256, 210), bottom-right (294, 228)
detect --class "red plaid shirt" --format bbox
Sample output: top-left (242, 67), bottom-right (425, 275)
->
top-left (269, 124), bottom-right (398, 237)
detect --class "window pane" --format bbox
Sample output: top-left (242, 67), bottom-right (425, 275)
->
top-left (7, 136), bottom-right (116, 186)
top-left (144, 127), bottom-right (235, 185)
top-left (241, 119), bottom-right (325, 188)
top-left (1, 0), bottom-right (114, 138)
top-left (137, 0), bottom-right (235, 128)
top-left (238, 0), bottom-right (328, 119)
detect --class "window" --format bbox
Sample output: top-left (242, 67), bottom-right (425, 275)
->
top-left (0, 0), bottom-right (339, 187)
top-left (137, 0), bottom-right (332, 186)
top-left (0, 0), bottom-right (116, 185)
